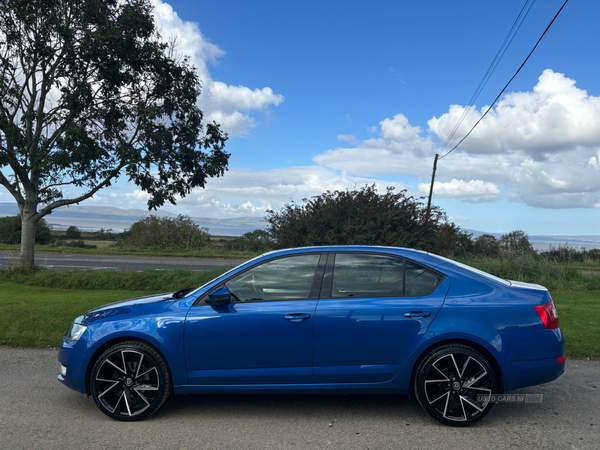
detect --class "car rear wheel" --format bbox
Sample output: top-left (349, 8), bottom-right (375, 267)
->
top-left (414, 344), bottom-right (497, 426)
top-left (90, 341), bottom-right (171, 421)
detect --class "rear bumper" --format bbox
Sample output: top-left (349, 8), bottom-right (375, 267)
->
top-left (505, 357), bottom-right (565, 391)
top-left (502, 327), bottom-right (565, 391)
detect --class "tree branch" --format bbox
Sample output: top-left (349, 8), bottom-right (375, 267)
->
top-left (0, 170), bottom-right (24, 205)
top-left (3, 142), bottom-right (32, 189)
top-left (40, 177), bottom-right (86, 190)
top-left (32, 31), bottom-right (72, 158)
top-left (35, 163), bottom-right (127, 220)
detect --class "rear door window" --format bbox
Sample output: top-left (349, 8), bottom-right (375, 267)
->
top-left (331, 253), bottom-right (404, 298)
top-left (330, 253), bottom-right (444, 298)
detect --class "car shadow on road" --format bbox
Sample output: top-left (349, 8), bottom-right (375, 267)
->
top-left (158, 392), bottom-right (428, 423)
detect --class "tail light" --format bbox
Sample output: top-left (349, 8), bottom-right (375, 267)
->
top-left (534, 300), bottom-right (559, 329)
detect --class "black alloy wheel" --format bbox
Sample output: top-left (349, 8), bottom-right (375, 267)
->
top-left (90, 341), bottom-right (171, 421)
top-left (414, 344), bottom-right (497, 426)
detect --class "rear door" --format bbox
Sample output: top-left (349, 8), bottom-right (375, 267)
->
top-left (312, 252), bottom-right (449, 383)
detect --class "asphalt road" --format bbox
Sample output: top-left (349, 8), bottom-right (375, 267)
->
top-left (0, 251), bottom-right (247, 271)
top-left (0, 347), bottom-right (597, 450)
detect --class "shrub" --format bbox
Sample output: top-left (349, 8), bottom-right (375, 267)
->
top-left (228, 229), bottom-right (273, 253)
top-left (266, 185), bottom-right (462, 255)
top-left (118, 215), bottom-right (210, 249)
top-left (586, 248), bottom-right (600, 262)
top-left (473, 234), bottom-right (501, 258)
top-left (500, 230), bottom-right (534, 256)
top-left (65, 226), bottom-right (81, 239)
top-left (0, 215), bottom-right (53, 245)
top-left (61, 240), bottom-right (97, 249)
top-left (451, 229), bottom-right (474, 257)
top-left (91, 228), bottom-right (122, 240)
top-left (538, 245), bottom-right (600, 263)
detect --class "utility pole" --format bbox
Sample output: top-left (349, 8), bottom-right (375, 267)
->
top-left (426, 153), bottom-right (439, 217)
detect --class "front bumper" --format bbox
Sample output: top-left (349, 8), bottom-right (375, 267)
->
top-left (57, 339), bottom-right (93, 394)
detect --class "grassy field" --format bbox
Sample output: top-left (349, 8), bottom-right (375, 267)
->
top-left (0, 267), bottom-right (230, 291)
top-left (551, 291), bottom-right (600, 359)
top-left (0, 283), bottom-right (156, 347)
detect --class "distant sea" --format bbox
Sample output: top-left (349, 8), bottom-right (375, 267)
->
top-left (530, 240), bottom-right (600, 251)
top-left (46, 217), bottom-right (263, 236)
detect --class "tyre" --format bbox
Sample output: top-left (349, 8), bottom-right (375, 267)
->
top-left (414, 344), bottom-right (497, 426)
top-left (90, 341), bottom-right (172, 421)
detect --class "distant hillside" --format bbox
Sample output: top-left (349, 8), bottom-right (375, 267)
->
top-left (0, 203), bottom-right (596, 243)
top-left (0, 203), bottom-right (265, 228)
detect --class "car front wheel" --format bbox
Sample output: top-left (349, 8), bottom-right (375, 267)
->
top-left (414, 344), bottom-right (497, 426)
top-left (90, 341), bottom-right (171, 421)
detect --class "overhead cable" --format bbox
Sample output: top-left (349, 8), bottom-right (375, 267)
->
top-left (439, 0), bottom-right (536, 153)
top-left (439, 0), bottom-right (570, 160)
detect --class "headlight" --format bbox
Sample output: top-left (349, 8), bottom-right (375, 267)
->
top-left (65, 322), bottom-right (88, 341)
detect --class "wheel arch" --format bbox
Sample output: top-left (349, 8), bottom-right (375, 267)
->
top-left (84, 336), bottom-right (174, 395)
top-left (409, 338), bottom-right (505, 397)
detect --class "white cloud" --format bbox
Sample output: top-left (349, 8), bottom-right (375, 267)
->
top-left (151, 0), bottom-right (284, 136)
top-left (449, 214), bottom-right (469, 222)
top-left (589, 151), bottom-right (600, 170)
top-left (315, 114), bottom-right (436, 177)
top-left (428, 69), bottom-right (600, 155)
top-left (131, 190), bottom-right (151, 200)
top-left (106, 167), bottom-right (409, 218)
top-left (418, 179), bottom-right (501, 203)
top-left (313, 70), bottom-right (600, 209)
top-left (381, 114), bottom-right (423, 142)
top-left (337, 134), bottom-right (358, 144)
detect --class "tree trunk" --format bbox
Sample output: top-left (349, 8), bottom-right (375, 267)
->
top-left (19, 203), bottom-right (38, 268)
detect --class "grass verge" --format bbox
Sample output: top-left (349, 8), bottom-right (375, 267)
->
top-left (0, 283), bottom-right (155, 347)
top-left (0, 267), bottom-right (231, 291)
top-left (552, 291), bottom-right (600, 359)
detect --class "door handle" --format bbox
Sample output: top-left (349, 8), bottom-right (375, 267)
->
top-left (284, 313), bottom-right (312, 322)
top-left (403, 311), bottom-right (431, 318)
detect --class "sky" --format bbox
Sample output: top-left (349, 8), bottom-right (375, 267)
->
top-left (2, 0), bottom-right (600, 236)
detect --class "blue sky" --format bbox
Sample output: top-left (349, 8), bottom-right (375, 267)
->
top-left (2, 0), bottom-right (600, 235)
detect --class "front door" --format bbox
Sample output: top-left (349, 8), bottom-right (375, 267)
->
top-left (184, 253), bottom-right (324, 385)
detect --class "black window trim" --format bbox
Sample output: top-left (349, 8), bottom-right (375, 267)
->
top-left (319, 251), bottom-right (446, 299)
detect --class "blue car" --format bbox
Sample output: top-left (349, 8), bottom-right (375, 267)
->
top-left (58, 246), bottom-right (565, 426)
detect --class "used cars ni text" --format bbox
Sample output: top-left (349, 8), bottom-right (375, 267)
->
top-left (58, 246), bottom-right (565, 426)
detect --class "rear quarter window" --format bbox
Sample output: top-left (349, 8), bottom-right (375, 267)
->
top-left (405, 261), bottom-right (445, 296)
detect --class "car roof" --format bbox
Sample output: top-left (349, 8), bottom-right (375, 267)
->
top-left (259, 245), bottom-right (438, 267)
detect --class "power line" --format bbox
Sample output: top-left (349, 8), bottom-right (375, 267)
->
top-left (439, 0), bottom-right (536, 153)
top-left (439, 0), bottom-right (570, 160)
top-left (427, 0), bottom-right (571, 213)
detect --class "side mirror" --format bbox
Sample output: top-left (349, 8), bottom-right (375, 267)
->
top-left (206, 286), bottom-right (231, 305)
